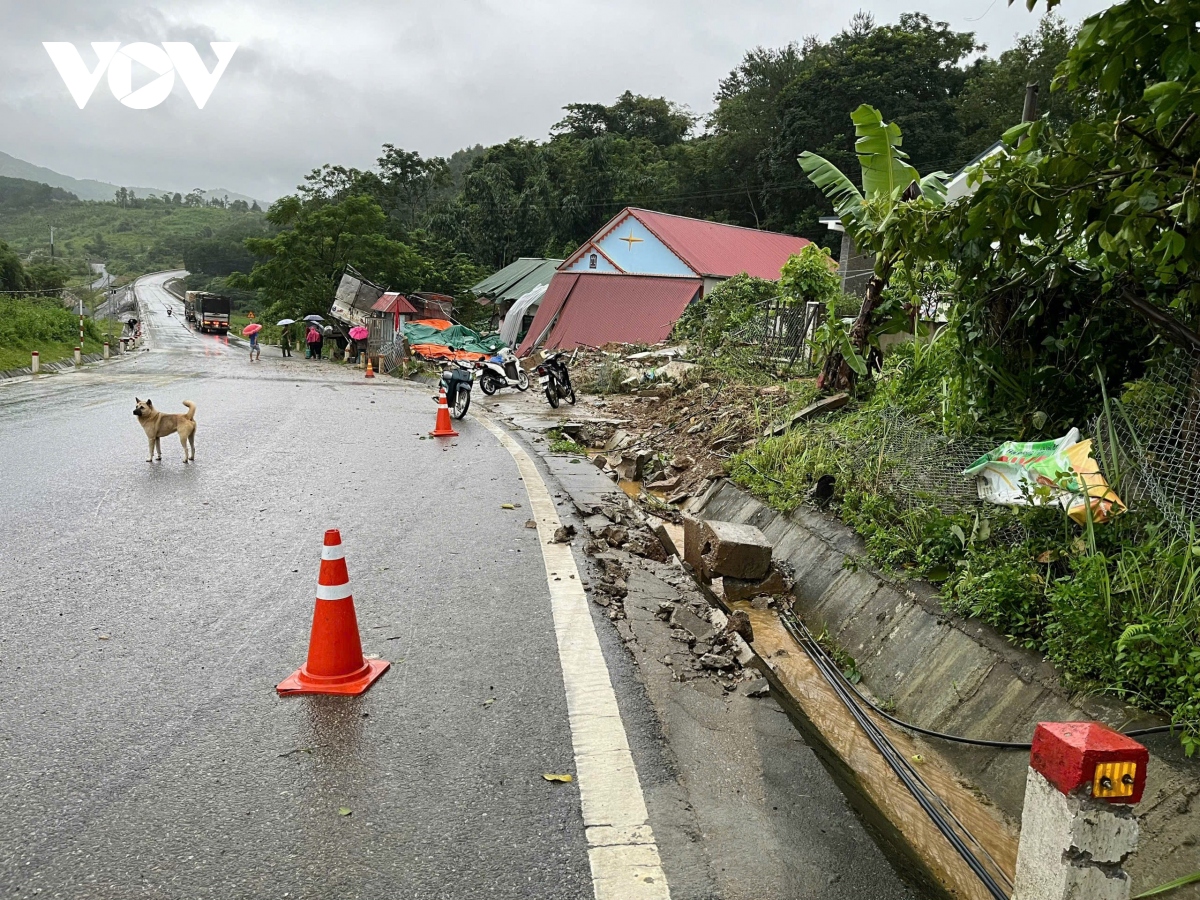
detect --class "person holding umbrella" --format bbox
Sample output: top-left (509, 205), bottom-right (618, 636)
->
top-left (242, 322), bottom-right (263, 361)
top-left (348, 325), bottom-right (369, 365)
top-left (277, 318), bottom-right (295, 357)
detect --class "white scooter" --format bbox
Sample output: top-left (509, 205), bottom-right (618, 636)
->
top-left (478, 347), bottom-right (530, 395)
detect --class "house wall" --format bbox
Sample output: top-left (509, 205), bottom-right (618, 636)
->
top-left (593, 215), bottom-right (696, 277)
top-left (562, 246), bottom-right (621, 274)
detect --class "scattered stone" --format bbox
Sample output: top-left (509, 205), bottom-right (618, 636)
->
top-left (699, 652), bottom-right (735, 670)
top-left (667, 491), bottom-right (691, 506)
top-left (724, 609), bottom-right (754, 644)
top-left (686, 423), bottom-right (704, 435)
top-left (744, 677), bottom-right (771, 698)
top-left (603, 525), bottom-right (629, 547)
top-left (592, 593), bottom-right (612, 608)
top-left (594, 579), bottom-right (628, 599)
top-left (671, 455), bottom-right (694, 471)
top-left (625, 531), bottom-right (669, 563)
top-left (525, 520), bottom-right (538, 529)
top-left (646, 474), bottom-right (680, 492)
top-left (552, 524), bottom-right (576, 544)
top-left (591, 454), bottom-right (608, 469)
top-left (670, 606), bottom-right (713, 643)
top-left (604, 429), bottom-right (634, 452)
top-left (654, 602), bottom-right (675, 621)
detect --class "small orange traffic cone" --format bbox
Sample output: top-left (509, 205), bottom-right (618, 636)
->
top-left (365, 358), bottom-right (375, 378)
top-left (277, 529), bottom-right (390, 696)
top-left (429, 385), bottom-right (459, 437)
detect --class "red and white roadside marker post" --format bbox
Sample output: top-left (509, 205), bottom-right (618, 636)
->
top-left (74, 346), bottom-right (82, 368)
top-left (103, 341), bottom-right (110, 360)
top-left (31, 351), bottom-right (39, 374)
top-left (1012, 722), bottom-right (1147, 900)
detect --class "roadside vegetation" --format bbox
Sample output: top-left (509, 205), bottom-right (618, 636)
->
top-left (725, 0), bottom-right (1200, 753)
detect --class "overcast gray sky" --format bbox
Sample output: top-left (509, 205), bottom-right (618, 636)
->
top-left (0, 0), bottom-right (1114, 203)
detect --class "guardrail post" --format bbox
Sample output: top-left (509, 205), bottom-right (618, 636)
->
top-left (31, 351), bottom-right (39, 374)
top-left (74, 346), bottom-right (82, 368)
top-left (103, 341), bottom-right (110, 360)
top-left (1012, 722), bottom-right (1146, 900)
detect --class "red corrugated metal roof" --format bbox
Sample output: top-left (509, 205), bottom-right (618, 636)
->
top-left (517, 274), bottom-right (578, 355)
top-left (628, 208), bottom-right (811, 280)
top-left (371, 292), bottom-right (418, 315)
top-left (541, 274), bottom-right (701, 351)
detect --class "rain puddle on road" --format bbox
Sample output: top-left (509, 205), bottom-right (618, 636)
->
top-left (745, 606), bottom-right (1018, 900)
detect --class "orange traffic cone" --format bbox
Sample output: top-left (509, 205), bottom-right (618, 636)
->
top-left (429, 385), bottom-right (459, 437)
top-left (277, 529), bottom-right (390, 696)
top-left (365, 358), bottom-right (375, 378)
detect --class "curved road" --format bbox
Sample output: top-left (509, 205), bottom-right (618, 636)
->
top-left (0, 273), bottom-right (912, 900)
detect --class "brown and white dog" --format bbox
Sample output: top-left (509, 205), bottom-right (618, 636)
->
top-left (133, 398), bottom-right (197, 463)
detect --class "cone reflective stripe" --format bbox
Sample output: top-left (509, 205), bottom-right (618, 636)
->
top-left (365, 358), bottom-right (375, 378)
top-left (429, 385), bottom-right (459, 437)
top-left (276, 529), bottom-right (389, 696)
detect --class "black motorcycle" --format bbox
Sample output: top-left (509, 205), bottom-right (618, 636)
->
top-left (440, 359), bottom-right (475, 419)
top-left (537, 352), bottom-right (576, 408)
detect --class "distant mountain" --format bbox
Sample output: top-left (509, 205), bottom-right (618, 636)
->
top-left (0, 151), bottom-right (260, 208)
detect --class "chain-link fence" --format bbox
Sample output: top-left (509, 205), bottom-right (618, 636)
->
top-left (1093, 348), bottom-right (1200, 541)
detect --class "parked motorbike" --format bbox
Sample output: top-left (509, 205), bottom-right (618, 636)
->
top-left (440, 359), bottom-right (475, 419)
top-left (478, 348), bottom-right (529, 395)
top-left (537, 352), bottom-right (576, 408)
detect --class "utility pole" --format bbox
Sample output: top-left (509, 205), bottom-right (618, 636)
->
top-left (50, 225), bottom-right (55, 259)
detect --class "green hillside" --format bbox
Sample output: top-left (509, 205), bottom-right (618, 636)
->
top-left (0, 191), bottom-right (266, 276)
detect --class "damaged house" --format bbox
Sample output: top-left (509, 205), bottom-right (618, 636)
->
top-left (517, 208), bottom-right (811, 355)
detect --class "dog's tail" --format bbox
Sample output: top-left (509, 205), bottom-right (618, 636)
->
top-left (182, 400), bottom-right (196, 420)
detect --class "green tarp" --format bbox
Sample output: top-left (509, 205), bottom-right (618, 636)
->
top-left (403, 321), bottom-right (507, 355)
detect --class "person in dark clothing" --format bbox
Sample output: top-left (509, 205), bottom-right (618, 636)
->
top-left (280, 326), bottom-right (293, 357)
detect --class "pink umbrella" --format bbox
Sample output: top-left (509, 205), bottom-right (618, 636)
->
top-left (348, 326), bottom-right (369, 340)
top-left (242, 323), bottom-right (262, 336)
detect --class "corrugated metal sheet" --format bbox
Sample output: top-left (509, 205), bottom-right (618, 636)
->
top-left (542, 275), bottom-right (701, 351)
top-left (629, 209), bottom-right (811, 280)
top-left (371, 292), bottom-right (418, 315)
top-left (471, 258), bottom-right (563, 302)
top-left (517, 274), bottom-right (578, 355)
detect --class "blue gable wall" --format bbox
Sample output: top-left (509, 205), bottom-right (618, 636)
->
top-left (594, 215), bottom-right (696, 277)
top-left (562, 244), bottom-right (621, 274)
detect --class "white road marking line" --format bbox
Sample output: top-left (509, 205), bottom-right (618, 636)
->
top-left (478, 415), bottom-right (671, 900)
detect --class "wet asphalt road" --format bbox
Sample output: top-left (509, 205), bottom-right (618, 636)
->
top-left (0, 273), bottom-right (916, 900)
top-left (0, 273), bottom-right (595, 899)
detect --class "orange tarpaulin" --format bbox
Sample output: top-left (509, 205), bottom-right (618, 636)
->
top-left (410, 344), bottom-right (487, 362)
top-left (413, 318), bottom-right (454, 330)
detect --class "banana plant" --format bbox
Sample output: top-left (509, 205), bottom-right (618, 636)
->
top-left (800, 104), bottom-right (948, 391)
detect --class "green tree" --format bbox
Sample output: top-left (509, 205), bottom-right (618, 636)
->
top-left (955, 12), bottom-right (1081, 159)
top-left (0, 241), bottom-right (29, 292)
top-left (799, 104), bottom-right (948, 389)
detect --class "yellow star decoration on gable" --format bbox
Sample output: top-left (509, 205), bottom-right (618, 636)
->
top-left (620, 228), bottom-right (643, 250)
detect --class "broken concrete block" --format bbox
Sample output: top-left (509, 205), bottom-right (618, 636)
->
top-left (654, 602), bottom-right (675, 621)
top-left (700, 521), bottom-right (773, 581)
top-left (651, 522), bottom-right (679, 558)
top-left (721, 568), bottom-right (787, 603)
top-left (625, 531), bottom-right (669, 563)
top-left (591, 454), bottom-right (609, 469)
top-left (682, 514), bottom-right (711, 576)
top-left (602, 525), bottom-right (629, 547)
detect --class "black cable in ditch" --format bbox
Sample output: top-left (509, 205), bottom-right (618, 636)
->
top-left (778, 611), bottom-right (1185, 749)
top-left (781, 610), bottom-right (1012, 899)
